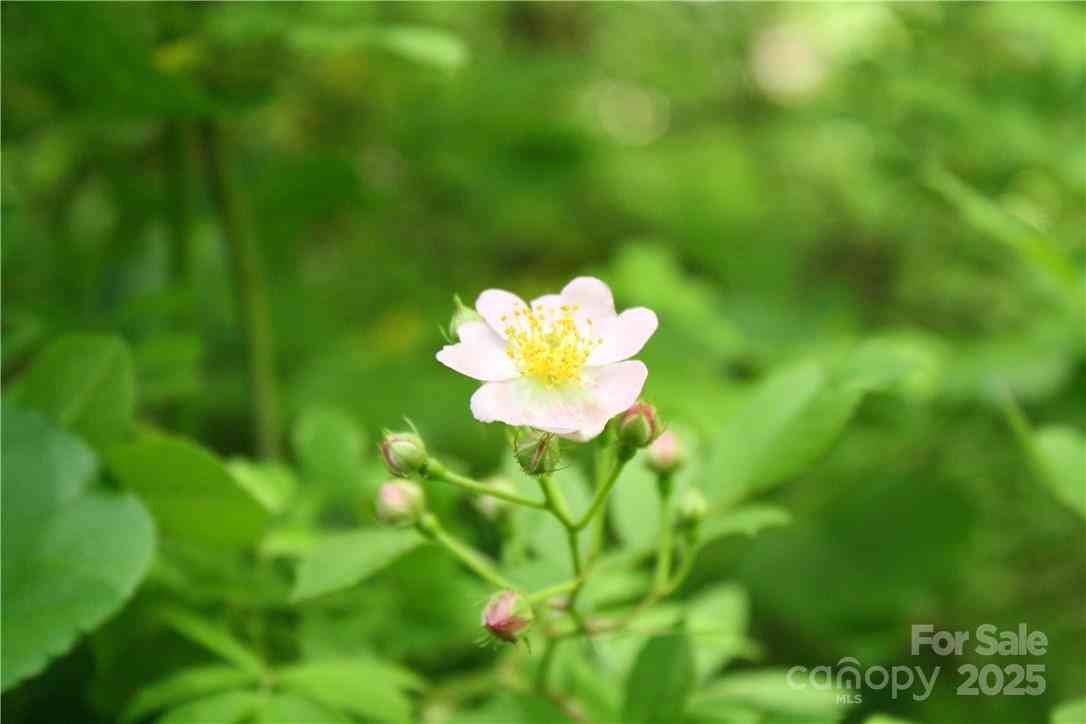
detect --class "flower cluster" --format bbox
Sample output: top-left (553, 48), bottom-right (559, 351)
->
top-left (373, 276), bottom-right (709, 656)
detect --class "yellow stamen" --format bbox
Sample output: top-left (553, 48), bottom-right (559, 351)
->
top-left (505, 305), bottom-right (598, 387)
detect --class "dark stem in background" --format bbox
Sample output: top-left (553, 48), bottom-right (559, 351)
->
top-left (199, 122), bottom-right (281, 459)
top-left (163, 122), bottom-right (193, 283)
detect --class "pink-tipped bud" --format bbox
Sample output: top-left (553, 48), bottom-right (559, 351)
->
top-left (617, 401), bottom-right (660, 449)
top-left (481, 590), bottom-right (534, 644)
top-left (449, 294), bottom-right (483, 341)
top-left (646, 430), bottom-right (685, 474)
top-left (380, 431), bottom-right (427, 477)
top-left (375, 480), bottom-right (425, 526)
top-left (473, 477), bottom-right (517, 520)
top-left (512, 427), bottom-right (560, 476)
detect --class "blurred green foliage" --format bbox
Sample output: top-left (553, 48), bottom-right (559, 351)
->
top-left (2, 3), bottom-right (1084, 724)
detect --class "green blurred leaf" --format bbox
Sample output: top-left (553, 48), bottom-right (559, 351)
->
top-left (1052, 697), bottom-right (1086, 724)
top-left (157, 608), bottom-right (265, 676)
top-left (10, 333), bottom-right (135, 449)
top-left (227, 459), bottom-right (298, 514)
top-left (291, 528), bottom-right (425, 602)
top-left (623, 633), bottom-right (695, 724)
top-left (699, 505), bottom-right (793, 546)
top-left (257, 693), bottom-right (351, 723)
top-left (1, 404), bottom-right (154, 692)
top-left (689, 669), bottom-right (850, 720)
top-left (133, 333), bottom-right (203, 406)
top-left (445, 691), bottom-right (570, 724)
top-left (864, 716), bottom-right (918, 724)
top-left (121, 665), bottom-right (258, 724)
top-left (1004, 397), bottom-right (1086, 520)
top-left (276, 656), bottom-right (423, 723)
top-left (701, 341), bottom-right (913, 506)
top-left (156, 690), bottom-right (264, 724)
top-left (108, 432), bottom-right (270, 550)
top-left (291, 405), bottom-right (366, 489)
top-left (688, 584), bottom-right (755, 682)
top-left (289, 24), bottom-right (468, 71)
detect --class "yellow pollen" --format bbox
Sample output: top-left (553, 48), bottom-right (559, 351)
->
top-left (505, 305), bottom-right (598, 387)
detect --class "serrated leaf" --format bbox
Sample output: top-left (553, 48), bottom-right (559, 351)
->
top-left (10, 333), bottom-right (135, 449)
top-left (156, 690), bottom-right (264, 724)
top-left (623, 633), bottom-right (695, 724)
top-left (276, 657), bottom-right (423, 723)
top-left (2, 405), bottom-right (154, 692)
top-left (108, 432), bottom-right (270, 550)
top-left (121, 665), bottom-right (258, 724)
top-left (157, 608), bottom-right (265, 676)
top-left (291, 528), bottom-right (425, 602)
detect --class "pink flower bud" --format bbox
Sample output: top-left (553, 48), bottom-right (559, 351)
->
top-left (380, 431), bottom-right (427, 476)
top-left (375, 480), bottom-right (425, 526)
top-left (646, 430), bottom-right (685, 474)
top-left (617, 401), bottom-right (660, 448)
top-left (481, 590), bottom-right (534, 644)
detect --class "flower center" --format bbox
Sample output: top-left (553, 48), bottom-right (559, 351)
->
top-left (503, 304), bottom-right (599, 387)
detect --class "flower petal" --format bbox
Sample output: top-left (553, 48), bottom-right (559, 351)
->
top-left (561, 277), bottom-right (616, 321)
top-left (476, 289), bottom-right (528, 339)
top-left (549, 360), bottom-right (650, 442)
top-left (587, 308), bottom-right (659, 366)
top-left (436, 321), bottom-right (519, 381)
top-left (470, 378), bottom-right (580, 432)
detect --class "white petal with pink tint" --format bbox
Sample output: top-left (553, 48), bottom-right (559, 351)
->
top-left (561, 277), bottom-right (616, 321)
top-left (470, 378), bottom-right (580, 433)
top-left (476, 289), bottom-right (528, 339)
top-left (588, 308), bottom-right (658, 366)
top-left (436, 321), bottom-right (519, 381)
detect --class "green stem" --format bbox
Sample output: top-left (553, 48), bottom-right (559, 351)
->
top-left (526, 578), bottom-right (581, 605)
top-left (538, 474), bottom-right (575, 527)
top-left (536, 639), bottom-right (558, 692)
top-left (572, 446), bottom-right (634, 531)
top-left (427, 460), bottom-right (547, 509)
top-left (418, 514), bottom-right (515, 590)
top-left (200, 122), bottom-right (281, 459)
top-left (653, 473), bottom-right (674, 593)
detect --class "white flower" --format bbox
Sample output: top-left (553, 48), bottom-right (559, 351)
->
top-left (437, 277), bottom-right (657, 442)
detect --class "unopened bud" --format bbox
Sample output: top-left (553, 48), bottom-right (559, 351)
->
top-left (512, 427), bottom-right (560, 476)
top-left (481, 590), bottom-right (534, 644)
top-left (375, 479), bottom-right (425, 526)
top-left (676, 487), bottom-right (708, 530)
top-left (617, 401), bottom-right (660, 449)
top-left (646, 430), bottom-right (685, 474)
top-left (473, 477), bottom-right (517, 520)
top-left (449, 294), bottom-right (484, 341)
top-left (380, 431), bottom-right (427, 476)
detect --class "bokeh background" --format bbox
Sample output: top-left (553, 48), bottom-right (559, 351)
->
top-left (2, 3), bottom-right (1084, 724)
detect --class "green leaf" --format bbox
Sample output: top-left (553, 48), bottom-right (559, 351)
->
top-left (157, 608), bottom-right (265, 676)
top-left (701, 342), bottom-right (912, 506)
top-left (864, 716), bottom-right (918, 724)
top-left (698, 505), bottom-right (793, 547)
top-left (623, 633), bottom-right (695, 724)
top-left (291, 406), bottom-right (366, 489)
top-left (2, 405), bottom-right (154, 692)
top-left (1002, 397), bottom-right (1086, 519)
top-left (445, 692), bottom-right (570, 724)
top-left (687, 584), bottom-right (755, 682)
top-left (1052, 697), bottom-right (1086, 724)
top-left (291, 528), bottom-right (425, 602)
top-left (156, 690), bottom-right (264, 724)
top-left (227, 459), bottom-right (298, 514)
top-left (689, 669), bottom-right (850, 720)
top-left (258, 693), bottom-right (351, 724)
top-left (290, 25), bottom-right (468, 71)
top-left (276, 657), bottom-right (423, 723)
top-left (108, 432), bottom-right (270, 550)
top-left (121, 665), bottom-right (258, 724)
top-left (10, 333), bottom-right (135, 449)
